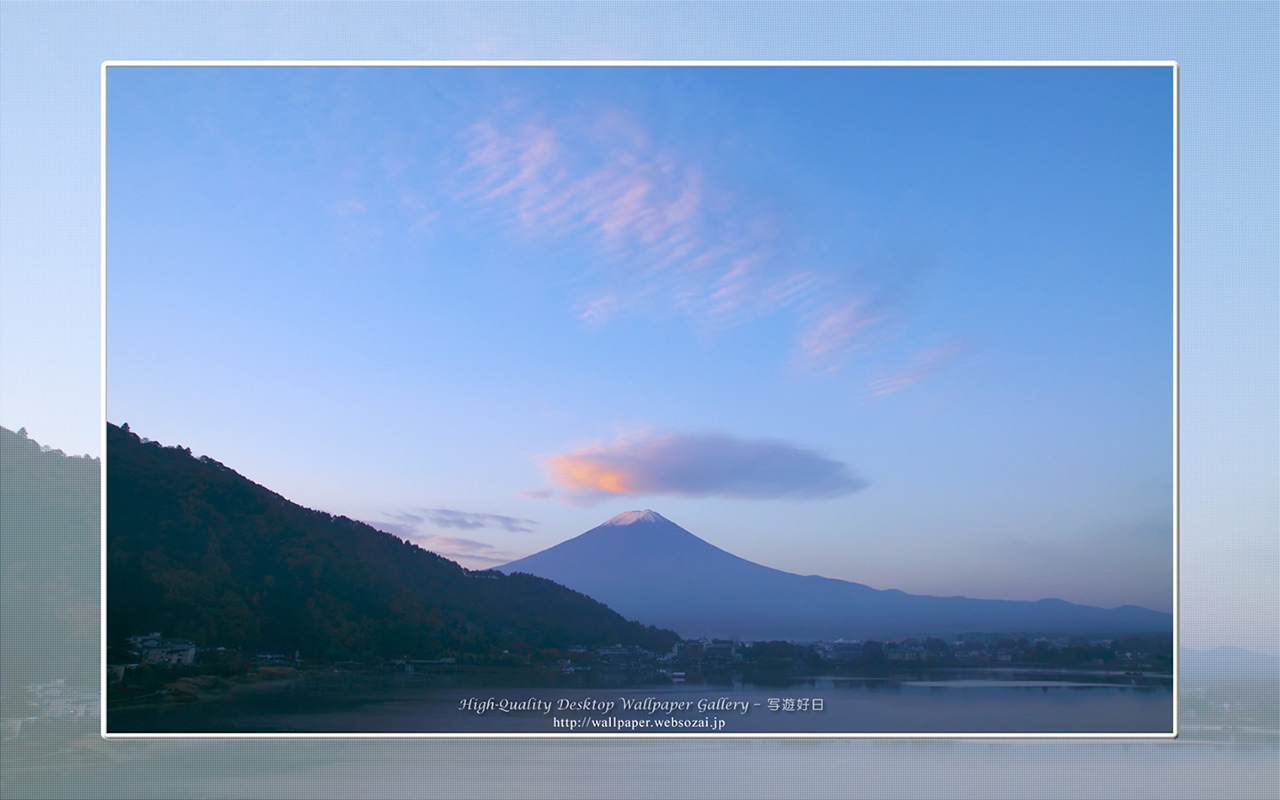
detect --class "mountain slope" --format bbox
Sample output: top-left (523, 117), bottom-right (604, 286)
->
top-left (1, 426), bottom-right (100, 692)
top-left (106, 424), bottom-right (678, 660)
top-left (500, 510), bottom-right (1173, 640)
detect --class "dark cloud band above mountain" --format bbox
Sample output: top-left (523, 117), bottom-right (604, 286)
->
top-left (379, 508), bottom-right (538, 534)
top-left (365, 509), bottom-right (533, 569)
top-left (421, 508), bottom-right (538, 533)
top-left (544, 431), bottom-right (867, 504)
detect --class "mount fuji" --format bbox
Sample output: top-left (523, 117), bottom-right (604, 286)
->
top-left (499, 510), bottom-right (1172, 641)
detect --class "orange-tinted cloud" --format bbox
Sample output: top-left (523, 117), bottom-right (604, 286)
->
top-left (541, 431), bottom-right (867, 505)
top-left (546, 455), bottom-right (633, 495)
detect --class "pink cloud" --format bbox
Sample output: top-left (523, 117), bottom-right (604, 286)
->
top-left (701, 255), bottom-right (780, 329)
top-left (870, 341), bottom-right (969, 396)
top-left (598, 177), bottom-right (654, 238)
top-left (457, 122), bottom-right (559, 205)
top-left (491, 127), bottom-right (558, 201)
top-left (454, 113), bottom-right (789, 326)
top-left (762, 271), bottom-right (821, 308)
top-left (451, 111), bottom-right (927, 377)
top-left (576, 294), bottom-right (622, 326)
top-left (458, 121), bottom-right (506, 175)
top-left (795, 299), bottom-right (882, 374)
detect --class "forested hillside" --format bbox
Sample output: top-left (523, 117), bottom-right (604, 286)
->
top-left (106, 423), bottom-right (677, 661)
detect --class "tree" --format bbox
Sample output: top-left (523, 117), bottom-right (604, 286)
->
top-left (924, 637), bottom-right (949, 655)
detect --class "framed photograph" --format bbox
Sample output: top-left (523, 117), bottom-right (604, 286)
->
top-left (102, 63), bottom-right (1175, 736)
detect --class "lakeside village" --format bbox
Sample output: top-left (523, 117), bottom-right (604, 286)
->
top-left (95, 630), bottom-right (1175, 710)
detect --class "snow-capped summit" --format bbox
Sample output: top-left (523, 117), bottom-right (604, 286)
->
top-left (603, 509), bottom-right (667, 526)
top-left (499, 509), bottom-right (1174, 641)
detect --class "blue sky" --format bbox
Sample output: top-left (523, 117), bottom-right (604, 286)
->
top-left (105, 65), bottom-right (1174, 611)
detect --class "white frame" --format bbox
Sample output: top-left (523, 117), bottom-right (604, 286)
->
top-left (99, 59), bottom-right (1177, 737)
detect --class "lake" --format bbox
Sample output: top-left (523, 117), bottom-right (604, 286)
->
top-left (109, 669), bottom-right (1173, 735)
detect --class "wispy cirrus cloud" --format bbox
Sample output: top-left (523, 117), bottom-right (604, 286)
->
top-left (516, 488), bottom-right (555, 500)
top-left (335, 199), bottom-right (365, 216)
top-left (453, 113), bottom-right (813, 330)
top-left (794, 298), bottom-right (887, 375)
top-left (458, 120), bottom-right (708, 269)
top-left (870, 341), bottom-right (969, 397)
top-left (537, 430), bottom-right (867, 505)
top-left (413, 533), bottom-right (524, 569)
top-left (424, 507), bottom-right (538, 533)
top-left (449, 108), bottom-right (960, 382)
top-left (381, 507), bottom-right (538, 534)
top-left (366, 508), bottom-right (534, 569)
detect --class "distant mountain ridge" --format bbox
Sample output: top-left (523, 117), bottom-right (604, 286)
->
top-left (500, 510), bottom-right (1173, 641)
top-left (106, 424), bottom-right (678, 660)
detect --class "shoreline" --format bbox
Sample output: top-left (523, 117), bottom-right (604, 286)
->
top-left (106, 662), bottom-right (550, 713)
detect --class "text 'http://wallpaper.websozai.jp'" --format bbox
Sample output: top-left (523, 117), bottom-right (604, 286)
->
top-left (101, 65), bottom-right (1173, 736)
